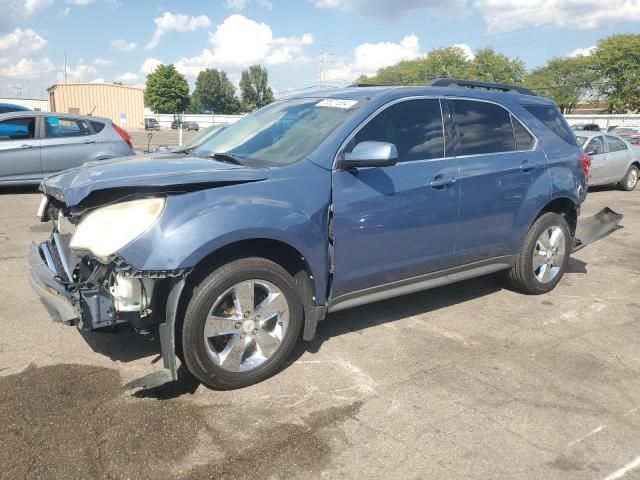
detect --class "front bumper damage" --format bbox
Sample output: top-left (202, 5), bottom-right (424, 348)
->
top-left (28, 232), bottom-right (188, 381)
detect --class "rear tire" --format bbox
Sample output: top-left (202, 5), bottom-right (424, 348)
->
top-left (182, 257), bottom-right (303, 390)
top-left (619, 165), bottom-right (638, 191)
top-left (507, 212), bottom-right (571, 295)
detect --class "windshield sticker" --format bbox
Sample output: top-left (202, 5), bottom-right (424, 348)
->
top-left (316, 99), bottom-right (358, 109)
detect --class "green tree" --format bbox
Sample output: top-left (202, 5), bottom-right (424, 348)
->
top-left (144, 64), bottom-right (190, 114)
top-left (592, 34), bottom-right (640, 113)
top-left (194, 69), bottom-right (241, 115)
top-left (359, 46), bottom-right (473, 86)
top-left (185, 94), bottom-right (203, 114)
top-left (470, 48), bottom-right (526, 84)
top-left (524, 56), bottom-right (596, 113)
top-left (240, 65), bottom-right (275, 110)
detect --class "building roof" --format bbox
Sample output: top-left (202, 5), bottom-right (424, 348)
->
top-left (47, 82), bottom-right (144, 93)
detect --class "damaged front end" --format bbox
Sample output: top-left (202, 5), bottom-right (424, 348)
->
top-left (28, 194), bottom-right (188, 380)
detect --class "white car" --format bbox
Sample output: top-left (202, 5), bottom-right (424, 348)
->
top-left (574, 131), bottom-right (639, 191)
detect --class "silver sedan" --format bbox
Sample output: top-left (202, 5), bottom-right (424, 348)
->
top-left (0, 111), bottom-right (134, 185)
top-left (575, 130), bottom-right (639, 191)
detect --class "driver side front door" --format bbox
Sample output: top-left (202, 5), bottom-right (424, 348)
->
top-left (331, 98), bottom-right (460, 299)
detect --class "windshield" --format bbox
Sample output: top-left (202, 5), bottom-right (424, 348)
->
top-left (194, 97), bottom-right (364, 166)
top-left (175, 126), bottom-right (224, 152)
top-left (575, 135), bottom-right (588, 147)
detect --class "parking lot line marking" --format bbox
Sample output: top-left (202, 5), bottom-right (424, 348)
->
top-left (568, 425), bottom-right (605, 446)
top-left (603, 455), bottom-right (640, 480)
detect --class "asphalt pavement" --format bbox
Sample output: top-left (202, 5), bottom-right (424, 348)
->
top-left (0, 184), bottom-right (639, 480)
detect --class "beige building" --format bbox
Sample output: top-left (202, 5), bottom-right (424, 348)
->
top-left (47, 83), bottom-right (144, 130)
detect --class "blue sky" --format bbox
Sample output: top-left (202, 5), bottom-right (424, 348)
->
top-left (1, 0), bottom-right (639, 98)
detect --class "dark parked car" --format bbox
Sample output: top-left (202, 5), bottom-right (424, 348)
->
top-left (572, 123), bottom-right (600, 131)
top-left (144, 118), bottom-right (160, 130)
top-left (29, 79), bottom-right (622, 389)
top-left (0, 112), bottom-right (134, 185)
top-left (0, 103), bottom-right (31, 114)
top-left (171, 119), bottom-right (199, 131)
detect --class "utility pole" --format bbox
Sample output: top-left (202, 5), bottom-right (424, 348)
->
top-left (64, 50), bottom-right (68, 83)
top-left (317, 45), bottom-right (335, 88)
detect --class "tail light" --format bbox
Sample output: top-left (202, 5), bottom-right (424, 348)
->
top-left (113, 124), bottom-right (133, 149)
top-left (580, 151), bottom-right (592, 180)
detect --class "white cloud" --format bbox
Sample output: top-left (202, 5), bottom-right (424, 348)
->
top-left (0, 0), bottom-right (54, 32)
top-left (353, 34), bottom-right (421, 74)
top-left (93, 57), bottom-right (112, 66)
top-left (452, 43), bottom-right (474, 61)
top-left (319, 35), bottom-right (422, 84)
top-left (475, 0), bottom-right (640, 33)
top-left (67, 0), bottom-right (93, 4)
top-left (0, 29), bottom-right (46, 56)
top-left (141, 57), bottom-right (163, 75)
top-left (174, 15), bottom-right (313, 76)
top-left (61, 6), bottom-right (71, 15)
top-left (0, 57), bottom-right (55, 78)
top-left (225, 0), bottom-right (248, 10)
top-left (225, 0), bottom-right (273, 10)
top-left (311, 0), bottom-right (463, 20)
top-left (568, 45), bottom-right (596, 57)
top-left (115, 72), bottom-right (140, 84)
top-left (110, 39), bottom-right (137, 52)
top-left (58, 63), bottom-right (99, 82)
top-left (146, 11), bottom-right (211, 49)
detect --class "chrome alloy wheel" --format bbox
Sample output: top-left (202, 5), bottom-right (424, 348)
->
top-left (203, 279), bottom-right (289, 372)
top-left (627, 168), bottom-right (638, 189)
top-left (533, 226), bottom-right (566, 284)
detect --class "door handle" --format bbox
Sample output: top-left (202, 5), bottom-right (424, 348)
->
top-left (430, 177), bottom-right (456, 189)
top-left (19, 144), bottom-right (33, 149)
top-left (83, 140), bottom-right (96, 144)
top-left (520, 160), bottom-right (542, 172)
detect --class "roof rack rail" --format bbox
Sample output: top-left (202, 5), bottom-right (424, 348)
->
top-left (427, 78), bottom-right (536, 96)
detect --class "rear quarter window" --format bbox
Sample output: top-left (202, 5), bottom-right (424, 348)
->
top-left (91, 121), bottom-right (105, 133)
top-left (524, 105), bottom-right (577, 146)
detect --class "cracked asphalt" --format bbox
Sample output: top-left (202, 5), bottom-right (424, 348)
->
top-left (0, 184), bottom-right (639, 480)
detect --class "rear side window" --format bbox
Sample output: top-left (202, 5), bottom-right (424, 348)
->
top-left (512, 116), bottom-right (535, 150)
top-left (350, 99), bottom-right (444, 162)
top-left (452, 100), bottom-right (514, 156)
top-left (524, 105), bottom-right (577, 146)
top-left (606, 135), bottom-right (628, 152)
top-left (586, 136), bottom-right (605, 155)
top-left (45, 117), bottom-right (92, 138)
top-left (91, 121), bottom-right (105, 133)
top-left (0, 117), bottom-right (35, 140)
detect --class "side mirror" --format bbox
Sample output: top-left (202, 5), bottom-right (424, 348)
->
top-left (339, 141), bottom-right (398, 169)
top-left (585, 149), bottom-right (597, 156)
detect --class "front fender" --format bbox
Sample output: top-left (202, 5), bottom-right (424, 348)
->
top-left (118, 161), bottom-right (332, 304)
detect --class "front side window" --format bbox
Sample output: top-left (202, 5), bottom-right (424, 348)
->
top-left (45, 117), bottom-right (92, 138)
top-left (0, 117), bottom-right (35, 141)
top-left (606, 135), bottom-right (628, 152)
top-left (585, 136), bottom-right (605, 155)
top-left (196, 97), bottom-right (364, 166)
top-left (347, 99), bottom-right (444, 162)
top-left (452, 100), bottom-right (515, 156)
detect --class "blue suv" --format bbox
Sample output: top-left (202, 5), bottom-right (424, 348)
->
top-left (29, 79), bottom-right (622, 389)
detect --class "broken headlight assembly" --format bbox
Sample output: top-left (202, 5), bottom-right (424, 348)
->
top-left (70, 198), bottom-right (165, 261)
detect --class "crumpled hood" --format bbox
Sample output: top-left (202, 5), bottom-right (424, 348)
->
top-left (41, 153), bottom-right (271, 207)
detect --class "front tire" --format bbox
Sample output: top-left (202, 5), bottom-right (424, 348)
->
top-left (507, 212), bottom-right (571, 294)
top-left (619, 165), bottom-right (638, 191)
top-left (182, 257), bottom-right (303, 390)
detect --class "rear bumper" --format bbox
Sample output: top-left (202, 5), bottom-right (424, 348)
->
top-left (573, 207), bottom-right (624, 252)
top-left (28, 241), bottom-right (78, 324)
